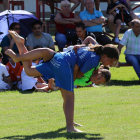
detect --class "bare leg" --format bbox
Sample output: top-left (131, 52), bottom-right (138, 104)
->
top-left (70, 0), bottom-right (80, 13)
top-left (3, 0), bottom-right (9, 10)
top-left (60, 88), bottom-right (83, 132)
top-left (107, 14), bottom-right (116, 35)
top-left (115, 20), bottom-right (121, 38)
top-left (79, 0), bottom-right (84, 11)
top-left (95, 0), bottom-right (100, 11)
top-left (48, 0), bottom-right (54, 14)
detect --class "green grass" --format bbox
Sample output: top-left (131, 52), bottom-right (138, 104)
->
top-left (0, 34), bottom-right (140, 140)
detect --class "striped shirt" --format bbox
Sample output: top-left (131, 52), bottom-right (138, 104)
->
top-left (119, 29), bottom-right (140, 55)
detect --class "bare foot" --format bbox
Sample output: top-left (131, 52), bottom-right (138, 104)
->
top-left (74, 122), bottom-right (83, 127)
top-left (67, 127), bottom-right (83, 132)
top-left (8, 30), bottom-right (25, 45)
top-left (5, 49), bottom-right (19, 62)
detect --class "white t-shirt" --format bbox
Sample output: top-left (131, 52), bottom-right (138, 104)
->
top-left (0, 63), bottom-right (10, 89)
top-left (21, 62), bottom-right (37, 91)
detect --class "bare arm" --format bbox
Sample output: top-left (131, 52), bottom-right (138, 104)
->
top-left (65, 13), bottom-right (81, 23)
top-left (55, 13), bottom-right (75, 24)
top-left (82, 16), bottom-right (105, 27)
top-left (76, 70), bottom-right (84, 79)
top-left (7, 76), bottom-right (12, 87)
top-left (73, 64), bottom-right (79, 81)
top-left (117, 44), bottom-right (124, 55)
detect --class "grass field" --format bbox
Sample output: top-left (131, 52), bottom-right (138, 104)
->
top-left (0, 35), bottom-right (140, 140)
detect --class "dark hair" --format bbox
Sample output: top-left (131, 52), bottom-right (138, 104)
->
top-left (9, 22), bottom-right (20, 30)
top-left (76, 22), bottom-right (86, 30)
top-left (88, 44), bottom-right (119, 60)
top-left (0, 52), bottom-right (3, 59)
top-left (31, 20), bottom-right (42, 28)
top-left (100, 69), bottom-right (111, 82)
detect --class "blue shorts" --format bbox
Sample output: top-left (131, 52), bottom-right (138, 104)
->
top-left (36, 53), bottom-right (76, 91)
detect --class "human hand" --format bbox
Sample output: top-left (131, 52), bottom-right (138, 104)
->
top-left (73, 44), bottom-right (86, 53)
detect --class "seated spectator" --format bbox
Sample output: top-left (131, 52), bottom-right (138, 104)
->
top-left (0, 22), bottom-right (25, 64)
top-left (55, 0), bottom-right (81, 51)
top-left (0, 0), bottom-right (9, 11)
top-left (0, 52), bottom-right (12, 90)
top-left (47, 0), bottom-right (84, 21)
top-left (80, 0), bottom-right (112, 46)
top-left (117, 19), bottom-right (140, 83)
top-left (107, 0), bottom-right (139, 39)
top-left (26, 20), bottom-right (55, 51)
top-left (72, 22), bottom-right (96, 45)
top-left (106, 0), bottom-right (132, 43)
top-left (6, 56), bottom-right (21, 89)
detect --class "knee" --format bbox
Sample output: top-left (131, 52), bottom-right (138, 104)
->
top-left (107, 14), bottom-right (114, 22)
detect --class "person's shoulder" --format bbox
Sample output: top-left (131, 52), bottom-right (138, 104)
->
top-left (0, 62), bottom-right (6, 68)
top-left (80, 10), bottom-right (86, 14)
top-left (42, 32), bottom-right (52, 38)
top-left (1, 35), bottom-right (9, 42)
top-left (94, 9), bottom-right (102, 14)
top-left (27, 33), bottom-right (34, 38)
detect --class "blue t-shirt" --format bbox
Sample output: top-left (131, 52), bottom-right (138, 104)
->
top-left (80, 9), bottom-right (104, 32)
top-left (61, 47), bottom-right (101, 74)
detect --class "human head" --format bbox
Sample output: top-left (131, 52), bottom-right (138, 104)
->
top-left (9, 22), bottom-right (21, 34)
top-left (60, 0), bottom-right (71, 13)
top-left (76, 22), bottom-right (86, 38)
top-left (88, 44), bottom-right (119, 66)
top-left (91, 69), bottom-right (111, 84)
top-left (131, 19), bottom-right (140, 36)
top-left (31, 20), bottom-right (43, 37)
top-left (85, 0), bottom-right (94, 12)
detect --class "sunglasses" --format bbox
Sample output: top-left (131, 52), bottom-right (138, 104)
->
top-left (13, 27), bottom-right (21, 30)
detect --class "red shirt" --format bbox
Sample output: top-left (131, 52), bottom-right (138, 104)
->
top-left (55, 13), bottom-right (76, 34)
top-left (6, 62), bottom-right (21, 82)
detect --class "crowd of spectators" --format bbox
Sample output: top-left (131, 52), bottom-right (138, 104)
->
top-left (0, 0), bottom-right (140, 91)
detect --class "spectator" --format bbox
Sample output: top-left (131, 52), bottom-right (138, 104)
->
top-left (107, 0), bottom-right (139, 38)
top-left (0, 22), bottom-right (24, 64)
top-left (0, 52), bottom-right (12, 90)
top-left (106, 0), bottom-right (132, 43)
top-left (80, 0), bottom-right (112, 45)
top-left (117, 19), bottom-right (140, 83)
top-left (26, 20), bottom-right (55, 51)
top-left (72, 22), bottom-right (96, 45)
top-left (6, 56), bottom-right (21, 89)
top-left (47, 0), bottom-right (84, 21)
top-left (55, 0), bottom-right (81, 51)
top-left (0, 0), bottom-right (9, 10)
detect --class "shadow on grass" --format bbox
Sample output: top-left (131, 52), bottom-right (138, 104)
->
top-left (107, 80), bottom-right (139, 86)
top-left (0, 127), bottom-right (104, 140)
